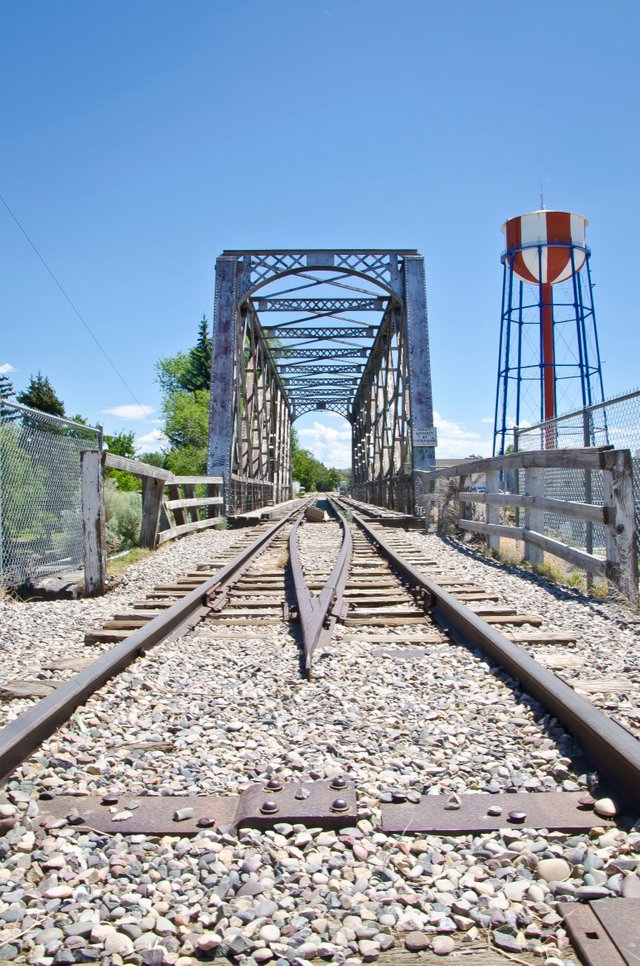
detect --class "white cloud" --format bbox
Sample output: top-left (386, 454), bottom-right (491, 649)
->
top-left (135, 429), bottom-right (168, 451)
top-left (298, 421), bottom-right (351, 467)
top-left (0, 363), bottom-right (15, 374)
top-left (481, 417), bottom-right (494, 424)
top-left (433, 411), bottom-right (492, 459)
top-left (102, 404), bottom-right (154, 420)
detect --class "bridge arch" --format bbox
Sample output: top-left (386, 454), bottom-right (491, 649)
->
top-left (208, 250), bottom-right (435, 514)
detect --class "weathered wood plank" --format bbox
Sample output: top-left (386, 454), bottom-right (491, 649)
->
top-left (171, 475), bottom-right (223, 485)
top-left (157, 518), bottom-right (220, 545)
top-left (603, 449), bottom-right (639, 605)
top-left (140, 476), bottom-right (165, 549)
top-left (104, 453), bottom-right (172, 481)
top-left (458, 520), bottom-right (525, 540)
top-left (459, 491), bottom-right (607, 524)
top-left (163, 496), bottom-right (223, 510)
top-left (524, 466), bottom-right (545, 566)
top-left (416, 445), bottom-right (612, 479)
top-left (523, 529), bottom-right (608, 576)
top-left (81, 450), bottom-right (106, 596)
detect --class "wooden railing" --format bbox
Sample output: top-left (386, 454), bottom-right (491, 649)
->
top-left (81, 452), bottom-right (223, 594)
top-left (417, 446), bottom-right (638, 606)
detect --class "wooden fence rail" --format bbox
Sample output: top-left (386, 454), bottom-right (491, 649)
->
top-left (82, 452), bottom-right (224, 594)
top-left (417, 446), bottom-right (638, 607)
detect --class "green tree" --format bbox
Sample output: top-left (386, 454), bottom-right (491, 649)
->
top-left (138, 451), bottom-right (167, 469)
top-left (16, 372), bottom-right (65, 417)
top-left (183, 315), bottom-right (212, 393)
top-left (0, 372), bottom-right (15, 401)
top-left (104, 430), bottom-right (140, 491)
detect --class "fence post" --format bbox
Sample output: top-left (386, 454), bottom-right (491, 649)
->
top-left (140, 477), bottom-right (165, 549)
top-left (81, 451), bottom-right (106, 596)
top-left (486, 469), bottom-right (500, 551)
top-left (603, 450), bottom-right (638, 607)
top-left (524, 467), bottom-right (545, 566)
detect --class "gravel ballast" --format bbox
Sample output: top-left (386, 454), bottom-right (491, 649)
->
top-left (1, 520), bottom-right (639, 964)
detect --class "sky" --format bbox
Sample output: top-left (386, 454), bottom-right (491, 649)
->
top-left (1, 0), bottom-right (639, 468)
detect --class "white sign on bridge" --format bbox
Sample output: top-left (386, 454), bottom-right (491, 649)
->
top-left (412, 427), bottom-right (438, 448)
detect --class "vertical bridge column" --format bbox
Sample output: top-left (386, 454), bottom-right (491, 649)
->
top-left (208, 256), bottom-right (240, 513)
top-left (404, 256), bottom-right (436, 513)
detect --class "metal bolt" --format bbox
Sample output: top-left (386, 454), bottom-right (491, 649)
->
top-left (487, 805), bottom-right (502, 817)
top-left (196, 817), bottom-right (216, 828)
top-left (101, 795), bottom-right (119, 806)
top-left (330, 798), bottom-right (349, 813)
top-left (577, 796), bottom-right (595, 810)
top-left (330, 776), bottom-right (347, 790)
top-left (508, 811), bottom-right (526, 824)
top-left (260, 800), bottom-right (279, 815)
top-left (265, 779), bottom-right (282, 792)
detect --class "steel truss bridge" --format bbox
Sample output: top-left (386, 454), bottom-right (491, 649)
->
top-left (208, 250), bottom-right (436, 514)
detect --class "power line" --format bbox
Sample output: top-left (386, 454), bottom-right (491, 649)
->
top-left (0, 191), bottom-right (150, 420)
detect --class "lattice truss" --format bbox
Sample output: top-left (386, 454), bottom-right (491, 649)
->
top-left (208, 251), bottom-right (435, 513)
top-left (230, 303), bottom-right (291, 503)
top-left (352, 306), bottom-right (410, 487)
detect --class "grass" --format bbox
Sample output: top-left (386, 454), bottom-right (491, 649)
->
top-left (106, 547), bottom-right (153, 576)
top-left (484, 540), bottom-right (609, 597)
top-left (215, 516), bottom-right (229, 530)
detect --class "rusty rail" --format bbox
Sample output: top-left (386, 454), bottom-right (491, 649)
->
top-left (289, 500), bottom-right (352, 677)
top-left (0, 503), bottom-right (307, 785)
top-left (342, 502), bottom-right (640, 806)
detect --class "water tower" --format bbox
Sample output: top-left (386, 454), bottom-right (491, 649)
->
top-left (493, 210), bottom-right (606, 454)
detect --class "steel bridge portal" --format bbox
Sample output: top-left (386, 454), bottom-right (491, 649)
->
top-left (207, 250), bottom-right (436, 514)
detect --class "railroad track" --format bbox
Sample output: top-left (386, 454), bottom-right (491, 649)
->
top-left (1, 496), bottom-right (639, 964)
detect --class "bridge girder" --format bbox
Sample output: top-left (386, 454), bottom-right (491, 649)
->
top-left (208, 251), bottom-right (436, 513)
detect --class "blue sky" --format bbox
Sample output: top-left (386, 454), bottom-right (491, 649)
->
top-left (1, 0), bottom-right (638, 467)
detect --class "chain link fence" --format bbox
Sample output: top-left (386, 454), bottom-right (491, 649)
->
top-left (0, 400), bottom-right (101, 589)
top-left (515, 388), bottom-right (640, 564)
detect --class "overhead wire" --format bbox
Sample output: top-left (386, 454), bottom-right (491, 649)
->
top-left (0, 191), bottom-right (150, 420)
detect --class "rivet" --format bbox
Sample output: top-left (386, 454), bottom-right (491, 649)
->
top-left (101, 795), bottom-right (119, 806)
top-left (330, 776), bottom-right (347, 790)
top-left (260, 800), bottom-right (279, 815)
top-left (508, 811), bottom-right (526, 824)
top-left (330, 798), bottom-right (349, 813)
top-left (265, 779), bottom-right (282, 792)
top-left (196, 817), bottom-right (216, 828)
top-left (487, 805), bottom-right (502, 817)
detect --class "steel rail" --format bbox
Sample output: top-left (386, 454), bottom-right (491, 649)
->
top-left (289, 501), bottom-right (352, 678)
top-left (0, 503), bottom-right (307, 785)
top-left (342, 503), bottom-right (640, 806)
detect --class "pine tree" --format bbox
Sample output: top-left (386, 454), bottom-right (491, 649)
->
top-left (0, 371), bottom-right (18, 421)
top-left (16, 372), bottom-right (65, 418)
top-left (0, 372), bottom-right (15, 401)
top-left (183, 316), bottom-right (212, 393)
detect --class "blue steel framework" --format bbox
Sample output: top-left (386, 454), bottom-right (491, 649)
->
top-left (208, 250), bottom-right (436, 513)
top-left (493, 240), bottom-right (606, 455)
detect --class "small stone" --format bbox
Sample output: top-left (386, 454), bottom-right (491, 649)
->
top-left (173, 807), bottom-right (195, 822)
top-left (622, 875), bottom-right (640, 898)
top-left (104, 932), bottom-right (135, 956)
top-left (44, 885), bottom-right (74, 899)
top-left (493, 929), bottom-right (524, 953)
top-left (259, 924), bottom-right (281, 943)
top-left (594, 797), bottom-right (618, 818)
top-left (433, 936), bottom-right (455, 955)
top-left (575, 885), bottom-right (612, 900)
top-left (404, 932), bottom-right (431, 952)
top-left (536, 858), bottom-right (571, 882)
top-left (196, 933), bottom-right (222, 952)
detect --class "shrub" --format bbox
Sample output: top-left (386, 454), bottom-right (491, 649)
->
top-left (104, 480), bottom-right (142, 554)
